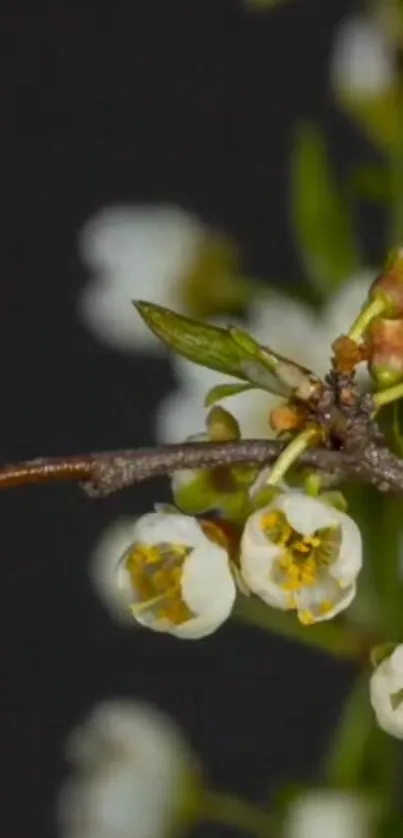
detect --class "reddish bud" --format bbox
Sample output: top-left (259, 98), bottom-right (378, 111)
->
top-left (370, 248), bottom-right (403, 317)
top-left (269, 404), bottom-right (305, 433)
top-left (367, 316), bottom-right (403, 387)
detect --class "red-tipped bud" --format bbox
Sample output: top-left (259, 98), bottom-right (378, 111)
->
top-left (269, 404), bottom-right (306, 433)
top-left (369, 248), bottom-right (403, 317)
top-left (367, 316), bottom-right (403, 387)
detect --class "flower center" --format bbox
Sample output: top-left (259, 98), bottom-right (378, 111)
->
top-left (260, 509), bottom-right (342, 608)
top-left (125, 542), bottom-right (194, 625)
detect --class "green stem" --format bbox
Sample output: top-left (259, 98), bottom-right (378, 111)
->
top-left (235, 597), bottom-right (365, 660)
top-left (266, 426), bottom-right (319, 486)
top-left (373, 381), bottom-right (403, 410)
top-left (388, 49), bottom-right (403, 246)
top-left (324, 674), bottom-right (373, 788)
top-left (347, 297), bottom-right (386, 343)
top-left (201, 789), bottom-right (274, 838)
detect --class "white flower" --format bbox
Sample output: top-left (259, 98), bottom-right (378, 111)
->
top-left (89, 510), bottom-right (237, 639)
top-left (156, 272), bottom-right (374, 442)
top-left (57, 699), bottom-right (195, 838)
top-left (240, 492), bottom-right (362, 625)
top-left (77, 205), bottom-right (203, 352)
top-left (284, 790), bottom-right (374, 838)
top-left (370, 644), bottom-right (403, 738)
top-left (331, 14), bottom-right (395, 100)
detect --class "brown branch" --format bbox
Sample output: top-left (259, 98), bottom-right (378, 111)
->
top-left (0, 438), bottom-right (403, 497)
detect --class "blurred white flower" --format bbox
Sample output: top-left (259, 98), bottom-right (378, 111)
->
top-left (370, 644), bottom-right (403, 738)
top-left (90, 510), bottom-right (237, 638)
top-left (240, 492), bottom-right (362, 625)
top-left (58, 699), bottom-right (196, 838)
top-left (156, 271), bottom-right (374, 443)
top-left (331, 14), bottom-right (394, 99)
top-left (284, 790), bottom-right (374, 838)
top-left (77, 205), bottom-right (203, 352)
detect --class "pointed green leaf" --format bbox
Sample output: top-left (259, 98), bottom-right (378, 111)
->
top-left (290, 123), bottom-right (360, 296)
top-left (135, 301), bottom-right (251, 377)
top-left (229, 325), bottom-right (322, 399)
top-left (134, 301), bottom-right (291, 396)
top-left (205, 382), bottom-right (256, 408)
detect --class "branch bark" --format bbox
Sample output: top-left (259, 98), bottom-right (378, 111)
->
top-left (0, 438), bottom-right (403, 497)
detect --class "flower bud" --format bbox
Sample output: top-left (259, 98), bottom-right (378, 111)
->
top-left (367, 316), bottom-right (403, 387)
top-left (370, 643), bottom-right (403, 738)
top-left (240, 491), bottom-right (362, 625)
top-left (369, 248), bottom-right (403, 317)
top-left (206, 405), bottom-right (240, 441)
top-left (89, 511), bottom-right (237, 639)
top-left (269, 403), bottom-right (305, 434)
top-left (58, 699), bottom-right (200, 838)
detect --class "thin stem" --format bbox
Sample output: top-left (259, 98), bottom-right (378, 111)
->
top-left (266, 426), bottom-right (319, 486)
top-left (373, 381), bottom-right (403, 410)
top-left (202, 789), bottom-right (275, 838)
top-left (348, 298), bottom-right (386, 343)
top-left (1, 438), bottom-right (403, 495)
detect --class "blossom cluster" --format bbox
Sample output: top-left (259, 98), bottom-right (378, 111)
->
top-left (91, 482), bottom-right (363, 639)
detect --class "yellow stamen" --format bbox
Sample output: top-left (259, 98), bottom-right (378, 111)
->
top-left (305, 535), bottom-right (321, 548)
top-left (125, 541), bottom-right (193, 625)
top-left (293, 540), bottom-right (311, 554)
top-left (298, 609), bottom-right (315, 625)
top-left (320, 600), bottom-right (334, 614)
top-left (260, 511), bottom-right (280, 530)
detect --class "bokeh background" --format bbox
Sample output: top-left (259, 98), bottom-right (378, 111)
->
top-left (1, 1), bottom-right (392, 837)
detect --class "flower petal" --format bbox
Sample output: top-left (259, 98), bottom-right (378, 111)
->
top-left (370, 645), bottom-right (403, 739)
top-left (58, 700), bottom-right (194, 838)
top-left (331, 15), bottom-right (394, 98)
top-left (77, 205), bottom-right (202, 352)
top-left (89, 517), bottom-right (142, 623)
top-left (284, 790), bottom-right (374, 838)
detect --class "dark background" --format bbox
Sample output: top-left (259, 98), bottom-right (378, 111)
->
top-left (2, 2), bottom-right (361, 836)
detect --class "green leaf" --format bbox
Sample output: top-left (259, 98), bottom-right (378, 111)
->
top-left (290, 123), bottom-right (360, 297)
top-left (205, 382), bottom-right (256, 408)
top-left (229, 325), bottom-right (322, 399)
top-left (134, 301), bottom-right (292, 396)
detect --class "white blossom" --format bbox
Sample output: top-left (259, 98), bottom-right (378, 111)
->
top-left (57, 699), bottom-right (195, 838)
top-left (370, 644), bottom-right (403, 738)
top-left (240, 492), bottom-right (362, 625)
top-left (77, 205), bottom-right (203, 352)
top-left (331, 14), bottom-right (395, 99)
top-left (156, 272), bottom-right (374, 443)
top-left (284, 790), bottom-right (374, 838)
top-left (89, 510), bottom-right (236, 639)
